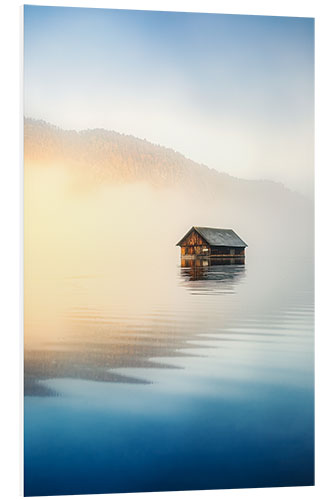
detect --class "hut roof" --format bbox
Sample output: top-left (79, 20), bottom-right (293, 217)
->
top-left (177, 227), bottom-right (248, 248)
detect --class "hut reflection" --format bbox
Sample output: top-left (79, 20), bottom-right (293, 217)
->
top-left (180, 257), bottom-right (245, 294)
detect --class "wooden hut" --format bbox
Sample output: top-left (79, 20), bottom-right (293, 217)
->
top-left (176, 226), bottom-right (247, 259)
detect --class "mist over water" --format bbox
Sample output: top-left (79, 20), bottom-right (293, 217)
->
top-left (24, 146), bottom-right (314, 495)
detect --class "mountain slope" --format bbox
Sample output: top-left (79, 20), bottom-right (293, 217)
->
top-left (24, 118), bottom-right (313, 256)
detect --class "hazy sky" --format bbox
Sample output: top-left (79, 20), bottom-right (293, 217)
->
top-left (24, 6), bottom-right (314, 197)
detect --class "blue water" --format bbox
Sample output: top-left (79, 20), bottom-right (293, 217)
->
top-left (24, 255), bottom-right (314, 496)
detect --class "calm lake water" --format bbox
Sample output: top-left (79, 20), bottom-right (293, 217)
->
top-left (24, 253), bottom-right (314, 496)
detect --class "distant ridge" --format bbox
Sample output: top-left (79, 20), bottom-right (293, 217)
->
top-left (24, 118), bottom-right (295, 198)
top-left (24, 118), bottom-right (313, 255)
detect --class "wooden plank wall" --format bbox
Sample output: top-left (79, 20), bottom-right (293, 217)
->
top-left (180, 230), bottom-right (210, 256)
